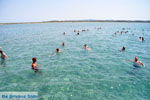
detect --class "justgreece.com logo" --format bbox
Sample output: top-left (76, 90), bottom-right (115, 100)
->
top-left (0, 92), bottom-right (38, 100)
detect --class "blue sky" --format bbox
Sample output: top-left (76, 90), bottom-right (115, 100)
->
top-left (0, 0), bottom-right (150, 23)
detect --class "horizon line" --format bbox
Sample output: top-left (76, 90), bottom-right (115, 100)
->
top-left (1, 19), bottom-right (150, 25)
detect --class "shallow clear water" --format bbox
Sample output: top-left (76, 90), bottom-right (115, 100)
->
top-left (0, 22), bottom-right (150, 100)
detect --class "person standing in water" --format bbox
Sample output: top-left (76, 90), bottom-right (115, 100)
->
top-left (0, 49), bottom-right (8, 59)
top-left (31, 57), bottom-right (38, 72)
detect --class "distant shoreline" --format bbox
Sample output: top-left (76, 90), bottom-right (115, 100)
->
top-left (0, 20), bottom-right (150, 25)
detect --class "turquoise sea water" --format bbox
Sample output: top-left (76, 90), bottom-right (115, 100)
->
top-left (0, 22), bottom-right (150, 100)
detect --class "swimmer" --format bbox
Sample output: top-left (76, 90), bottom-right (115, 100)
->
top-left (120, 46), bottom-right (126, 51)
top-left (83, 44), bottom-right (92, 50)
top-left (120, 31), bottom-right (123, 34)
top-left (126, 57), bottom-right (145, 67)
top-left (141, 37), bottom-right (144, 41)
top-left (97, 27), bottom-right (101, 30)
top-left (63, 32), bottom-right (66, 35)
top-left (134, 57), bottom-right (144, 66)
top-left (31, 57), bottom-right (38, 72)
top-left (49, 48), bottom-right (62, 57)
top-left (82, 29), bottom-right (86, 32)
top-left (77, 32), bottom-right (79, 35)
top-left (125, 31), bottom-right (128, 33)
top-left (0, 49), bottom-right (8, 59)
top-left (62, 42), bottom-right (65, 46)
top-left (139, 37), bottom-right (142, 40)
top-left (139, 37), bottom-right (144, 42)
top-left (56, 48), bottom-right (62, 53)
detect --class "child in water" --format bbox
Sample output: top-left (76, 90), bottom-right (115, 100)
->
top-left (31, 57), bottom-right (38, 72)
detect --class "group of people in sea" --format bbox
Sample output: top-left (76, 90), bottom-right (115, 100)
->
top-left (114, 28), bottom-right (145, 42)
top-left (31, 42), bottom-right (92, 72)
top-left (114, 27), bottom-right (145, 67)
top-left (74, 29), bottom-right (89, 33)
top-left (114, 28), bottom-right (129, 35)
top-left (0, 43), bottom-right (92, 72)
top-left (139, 36), bottom-right (145, 42)
top-left (0, 27), bottom-right (145, 72)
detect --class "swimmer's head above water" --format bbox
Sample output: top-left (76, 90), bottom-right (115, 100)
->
top-left (32, 57), bottom-right (37, 63)
top-left (121, 46), bottom-right (126, 51)
top-left (141, 37), bottom-right (144, 41)
top-left (84, 44), bottom-right (87, 48)
top-left (56, 48), bottom-right (62, 53)
top-left (62, 42), bottom-right (65, 46)
top-left (134, 57), bottom-right (139, 62)
top-left (0, 50), bottom-right (3, 54)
